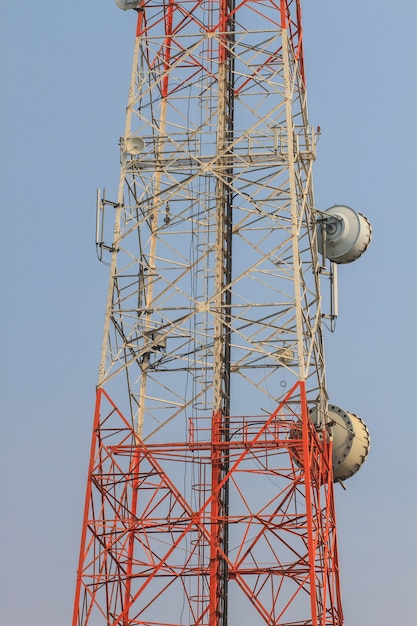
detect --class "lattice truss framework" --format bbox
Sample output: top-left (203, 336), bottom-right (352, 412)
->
top-left (73, 3), bottom-right (344, 626)
top-left (97, 0), bottom-right (327, 438)
top-left (74, 383), bottom-right (343, 626)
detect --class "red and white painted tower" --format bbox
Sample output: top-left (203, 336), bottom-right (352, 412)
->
top-left (73, 2), bottom-right (371, 625)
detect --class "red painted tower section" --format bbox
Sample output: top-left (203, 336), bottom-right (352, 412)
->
top-left (73, 383), bottom-right (342, 625)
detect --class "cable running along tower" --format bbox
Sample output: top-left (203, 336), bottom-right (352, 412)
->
top-left (73, 2), bottom-right (371, 625)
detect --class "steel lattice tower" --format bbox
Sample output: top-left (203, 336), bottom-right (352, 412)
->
top-left (73, 1), bottom-right (345, 625)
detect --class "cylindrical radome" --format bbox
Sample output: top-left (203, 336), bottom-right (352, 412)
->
top-left (318, 204), bottom-right (372, 264)
top-left (311, 404), bottom-right (370, 480)
top-left (115, 0), bottom-right (141, 10)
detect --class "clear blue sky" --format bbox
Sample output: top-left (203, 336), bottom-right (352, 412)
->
top-left (1, 1), bottom-right (416, 624)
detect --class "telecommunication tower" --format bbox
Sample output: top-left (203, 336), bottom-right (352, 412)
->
top-left (73, 2), bottom-right (371, 625)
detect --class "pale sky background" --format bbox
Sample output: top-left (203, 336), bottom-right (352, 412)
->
top-left (1, 1), bottom-right (416, 624)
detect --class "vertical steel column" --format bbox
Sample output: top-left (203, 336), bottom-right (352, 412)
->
top-left (212, 1), bottom-right (235, 623)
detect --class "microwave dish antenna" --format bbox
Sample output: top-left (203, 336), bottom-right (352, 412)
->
top-left (125, 136), bottom-right (145, 155)
top-left (310, 404), bottom-right (370, 481)
top-left (115, 0), bottom-right (141, 10)
top-left (318, 204), bottom-right (372, 264)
